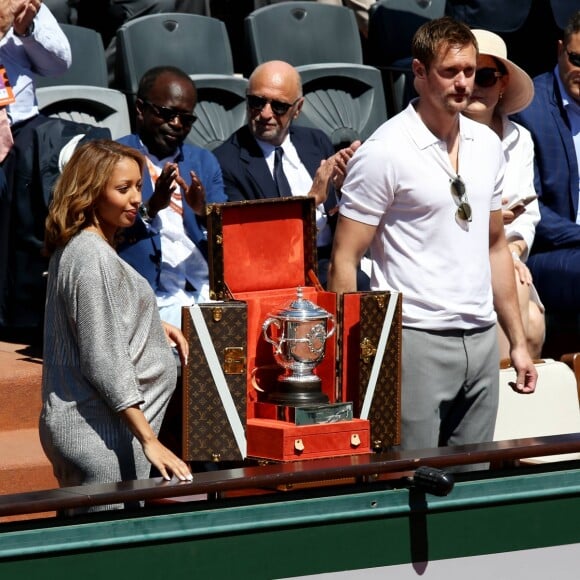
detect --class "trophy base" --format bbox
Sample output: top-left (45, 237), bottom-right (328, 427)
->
top-left (268, 376), bottom-right (329, 406)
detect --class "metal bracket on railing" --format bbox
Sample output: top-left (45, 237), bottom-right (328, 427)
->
top-left (408, 465), bottom-right (455, 497)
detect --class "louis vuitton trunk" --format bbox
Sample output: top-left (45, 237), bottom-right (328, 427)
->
top-left (181, 197), bottom-right (371, 462)
top-left (182, 301), bottom-right (248, 462)
top-left (340, 291), bottom-right (402, 451)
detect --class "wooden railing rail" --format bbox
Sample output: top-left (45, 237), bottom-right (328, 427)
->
top-left (2, 433), bottom-right (580, 519)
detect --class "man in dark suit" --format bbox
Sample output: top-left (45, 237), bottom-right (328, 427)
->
top-left (213, 59), bottom-right (366, 288)
top-left (512, 11), bottom-right (580, 327)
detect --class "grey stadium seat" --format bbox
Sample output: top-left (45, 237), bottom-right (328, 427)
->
top-left (35, 86), bottom-right (131, 140)
top-left (244, 1), bottom-right (363, 75)
top-left (115, 12), bottom-right (235, 102)
top-left (35, 23), bottom-right (108, 89)
top-left (294, 63), bottom-right (387, 150)
top-left (186, 74), bottom-right (249, 151)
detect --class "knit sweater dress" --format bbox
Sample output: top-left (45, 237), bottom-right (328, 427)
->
top-left (39, 230), bottom-right (177, 509)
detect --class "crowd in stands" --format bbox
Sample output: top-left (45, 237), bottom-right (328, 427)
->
top-left (0, 2), bottom-right (577, 350)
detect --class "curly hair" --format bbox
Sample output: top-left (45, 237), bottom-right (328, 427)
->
top-left (412, 16), bottom-right (477, 71)
top-left (44, 139), bottom-right (145, 255)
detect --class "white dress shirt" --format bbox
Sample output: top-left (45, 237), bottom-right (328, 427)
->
top-left (256, 136), bottom-right (332, 247)
top-left (0, 4), bottom-right (71, 126)
top-left (142, 145), bottom-right (210, 327)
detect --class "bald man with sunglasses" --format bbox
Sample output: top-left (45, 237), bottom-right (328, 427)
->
top-left (213, 60), bottom-right (364, 288)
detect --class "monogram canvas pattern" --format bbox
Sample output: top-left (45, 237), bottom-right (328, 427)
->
top-left (358, 292), bottom-right (402, 449)
top-left (182, 302), bottom-right (248, 461)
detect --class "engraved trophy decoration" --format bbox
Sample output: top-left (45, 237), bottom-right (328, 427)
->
top-left (262, 287), bottom-right (335, 406)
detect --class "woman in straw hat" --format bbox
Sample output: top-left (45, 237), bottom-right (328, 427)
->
top-left (465, 29), bottom-right (545, 361)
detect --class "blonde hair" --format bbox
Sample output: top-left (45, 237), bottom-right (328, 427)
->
top-left (44, 140), bottom-right (145, 255)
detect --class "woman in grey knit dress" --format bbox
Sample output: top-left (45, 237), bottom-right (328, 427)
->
top-left (40, 140), bottom-right (193, 511)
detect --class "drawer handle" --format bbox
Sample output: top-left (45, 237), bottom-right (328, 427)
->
top-left (294, 439), bottom-right (305, 452)
top-left (351, 434), bottom-right (361, 447)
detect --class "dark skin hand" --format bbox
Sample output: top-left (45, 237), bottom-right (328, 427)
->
top-left (176, 168), bottom-right (205, 216)
top-left (146, 162), bottom-right (205, 218)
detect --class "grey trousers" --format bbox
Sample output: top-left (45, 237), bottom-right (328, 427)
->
top-left (400, 325), bottom-right (499, 452)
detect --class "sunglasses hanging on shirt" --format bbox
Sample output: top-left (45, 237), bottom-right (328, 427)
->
top-left (450, 175), bottom-right (472, 222)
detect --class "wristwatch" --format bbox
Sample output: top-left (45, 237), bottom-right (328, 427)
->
top-left (139, 203), bottom-right (153, 224)
top-left (14, 21), bottom-right (35, 38)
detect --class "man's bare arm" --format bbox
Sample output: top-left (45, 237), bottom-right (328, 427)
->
top-left (327, 214), bottom-right (376, 295)
top-left (489, 209), bottom-right (537, 393)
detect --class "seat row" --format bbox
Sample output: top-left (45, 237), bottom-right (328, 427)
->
top-left (38, 0), bottom-right (579, 152)
top-left (35, 3), bottom-right (388, 151)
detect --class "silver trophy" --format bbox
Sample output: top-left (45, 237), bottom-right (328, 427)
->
top-left (262, 287), bottom-right (336, 406)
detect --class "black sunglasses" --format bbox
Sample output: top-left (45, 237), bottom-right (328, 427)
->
top-left (246, 94), bottom-right (300, 116)
top-left (474, 67), bottom-right (504, 88)
top-left (140, 99), bottom-right (197, 125)
top-left (451, 175), bottom-right (472, 222)
top-left (566, 50), bottom-right (580, 68)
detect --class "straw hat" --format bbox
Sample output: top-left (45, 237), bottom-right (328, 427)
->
top-left (472, 29), bottom-right (534, 115)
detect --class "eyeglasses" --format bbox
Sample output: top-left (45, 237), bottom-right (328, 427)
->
top-left (140, 99), bottom-right (197, 125)
top-left (474, 67), bottom-right (504, 88)
top-left (451, 175), bottom-right (472, 222)
top-left (566, 50), bottom-right (580, 68)
top-left (246, 94), bottom-right (300, 116)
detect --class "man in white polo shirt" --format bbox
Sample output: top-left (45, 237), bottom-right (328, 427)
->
top-left (328, 17), bottom-right (537, 456)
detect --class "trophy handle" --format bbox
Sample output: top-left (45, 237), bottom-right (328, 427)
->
top-left (262, 317), bottom-right (282, 351)
top-left (326, 314), bottom-right (336, 339)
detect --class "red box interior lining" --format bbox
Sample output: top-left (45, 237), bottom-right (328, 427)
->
top-left (221, 202), bottom-right (308, 293)
top-left (341, 293), bottom-right (363, 412)
top-left (235, 287), bottom-right (337, 418)
top-left (217, 199), bottom-right (337, 421)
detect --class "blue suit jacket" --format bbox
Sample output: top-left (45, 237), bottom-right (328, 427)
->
top-left (512, 72), bottom-right (580, 252)
top-left (213, 124), bottom-right (336, 205)
top-left (116, 134), bottom-right (226, 289)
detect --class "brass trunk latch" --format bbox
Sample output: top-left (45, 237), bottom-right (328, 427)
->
top-left (360, 337), bottom-right (377, 364)
top-left (224, 347), bottom-right (245, 374)
top-left (374, 294), bottom-right (386, 310)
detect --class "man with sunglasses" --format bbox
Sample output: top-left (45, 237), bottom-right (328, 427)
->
top-left (213, 59), bottom-right (364, 288)
top-left (511, 10), bottom-right (580, 349)
top-left (117, 65), bottom-right (226, 328)
top-left (329, 17), bottom-right (537, 460)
